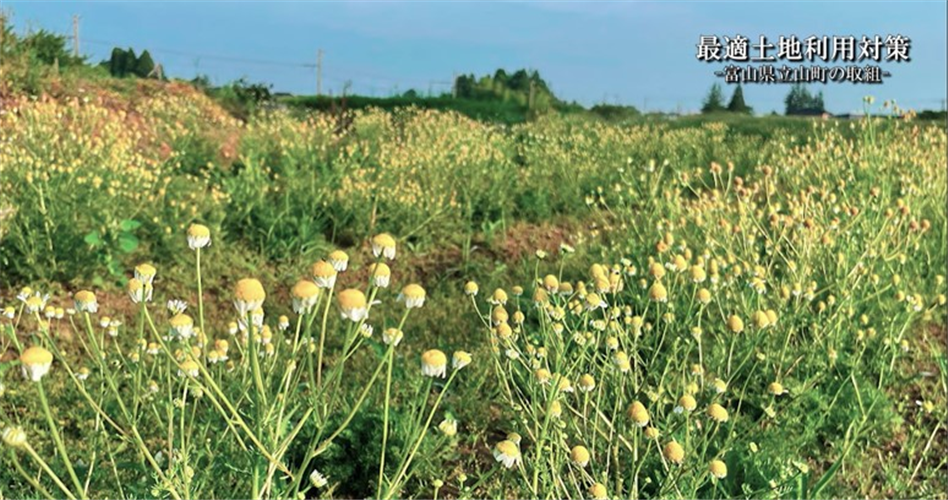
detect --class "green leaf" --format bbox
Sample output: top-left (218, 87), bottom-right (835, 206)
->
top-left (84, 231), bottom-right (102, 247)
top-left (118, 233), bottom-right (139, 253)
top-left (811, 456), bottom-right (843, 499)
top-left (119, 219), bottom-right (142, 232)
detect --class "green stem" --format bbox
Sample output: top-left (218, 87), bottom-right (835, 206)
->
top-left (384, 370), bottom-right (459, 500)
top-left (37, 382), bottom-right (86, 499)
top-left (377, 346), bottom-right (396, 499)
top-left (196, 247), bottom-right (206, 347)
top-left (316, 287), bottom-right (335, 388)
top-left (23, 443), bottom-right (78, 500)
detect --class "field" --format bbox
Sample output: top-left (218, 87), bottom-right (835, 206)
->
top-left (1, 69), bottom-right (947, 500)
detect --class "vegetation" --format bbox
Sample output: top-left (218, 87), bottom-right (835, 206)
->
top-left (0, 12), bottom-right (946, 500)
top-left (784, 84), bottom-right (826, 116)
top-left (701, 83), bottom-right (727, 114)
top-left (107, 47), bottom-right (158, 78)
top-left (726, 85), bottom-right (752, 114)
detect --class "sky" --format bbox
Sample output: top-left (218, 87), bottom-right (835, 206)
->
top-left (4, 1), bottom-right (946, 114)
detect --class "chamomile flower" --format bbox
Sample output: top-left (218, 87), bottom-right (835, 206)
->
top-left (707, 403), bottom-right (729, 423)
top-left (438, 416), bottom-right (458, 437)
top-left (234, 279), bottom-right (266, 316)
top-left (337, 289), bottom-right (368, 322)
top-left (726, 315), bottom-right (744, 333)
top-left (214, 339), bottom-right (230, 359)
top-left (493, 440), bottom-right (521, 469)
top-left (578, 374), bottom-right (596, 392)
top-left (291, 280), bottom-right (320, 314)
top-left (489, 288), bottom-right (508, 306)
top-left (709, 459), bottom-right (728, 479)
top-left (421, 349), bottom-right (447, 378)
top-left (369, 263), bottom-right (391, 288)
top-left (663, 440), bottom-right (685, 465)
top-left (25, 295), bottom-right (47, 314)
top-left (589, 483), bottom-right (608, 500)
top-left (167, 300), bottom-right (188, 315)
top-left (169, 314), bottom-right (195, 339)
top-left (278, 315), bottom-right (290, 331)
top-left (327, 250), bottom-right (349, 272)
top-left (127, 278), bottom-right (152, 304)
top-left (452, 351), bottom-right (472, 370)
top-left (570, 445), bottom-right (590, 467)
top-left (507, 433), bottom-right (522, 446)
top-left (77, 366), bottom-right (91, 381)
top-left (20, 346), bottom-right (53, 382)
top-left (371, 233), bottom-right (397, 260)
top-left (178, 360), bottom-right (200, 378)
top-left (187, 224), bottom-right (211, 249)
top-left (648, 281), bottom-right (668, 302)
top-left (690, 265), bottom-right (707, 283)
top-left (767, 381), bottom-right (787, 396)
top-left (585, 293), bottom-right (606, 310)
top-left (556, 375), bottom-right (574, 393)
top-left (675, 394), bottom-right (697, 413)
top-left (134, 264), bottom-right (157, 286)
top-left (614, 351), bottom-right (631, 373)
top-left (2, 426), bottom-right (27, 448)
top-left (309, 470), bottom-right (328, 488)
top-left (383, 328), bottom-right (403, 346)
top-left (74, 290), bottom-right (98, 313)
top-left (463, 281), bottom-right (479, 296)
top-left (399, 284), bottom-right (426, 309)
top-left (628, 401), bottom-right (650, 427)
top-left (549, 400), bottom-right (563, 419)
top-left (311, 260), bottom-right (337, 289)
top-left (542, 274), bottom-right (559, 293)
top-left (491, 306), bottom-right (509, 325)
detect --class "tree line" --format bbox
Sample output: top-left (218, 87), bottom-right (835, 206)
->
top-left (702, 82), bottom-right (827, 116)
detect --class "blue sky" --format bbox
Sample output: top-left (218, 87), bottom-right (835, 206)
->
top-left (5, 1), bottom-right (946, 114)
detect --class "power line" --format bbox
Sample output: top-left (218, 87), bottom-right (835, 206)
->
top-left (79, 36), bottom-right (315, 69)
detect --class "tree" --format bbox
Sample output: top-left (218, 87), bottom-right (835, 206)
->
top-left (701, 83), bottom-right (726, 114)
top-left (134, 49), bottom-right (155, 78)
top-left (726, 84), bottom-right (753, 114)
top-left (25, 29), bottom-right (83, 66)
top-left (108, 48), bottom-right (128, 77)
top-left (784, 84), bottom-right (826, 115)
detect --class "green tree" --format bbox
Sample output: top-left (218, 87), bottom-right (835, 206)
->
top-left (785, 84), bottom-right (826, 115)
top-left (108, 47), bottom-right (128, 77)
top-left (726, 84), bottom-right (753, 114)
top-left (25, 29), bottom-right (82, 66)
top-left (134, 49), bottom-right (155, 78)
top-left (701, 83), bottom-right (726, 114)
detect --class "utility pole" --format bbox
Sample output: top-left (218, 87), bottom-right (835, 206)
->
top-left (316, 49), bottom-right (323, 96)
top-left (452, 72), bottom-right (458, 99)
top-left (72, 15), bottom-right (80, 58)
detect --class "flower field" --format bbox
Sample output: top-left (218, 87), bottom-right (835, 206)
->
top-left (0, 79), bottom-right (946, 500)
